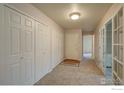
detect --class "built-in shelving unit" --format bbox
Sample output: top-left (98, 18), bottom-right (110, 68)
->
top-left (113, 7), bottom-right (124, 85)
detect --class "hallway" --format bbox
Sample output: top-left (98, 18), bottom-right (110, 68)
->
top-left (35, 60), bottom-right (104, 85)
top-left (0, 3), bottom-right (124, 85)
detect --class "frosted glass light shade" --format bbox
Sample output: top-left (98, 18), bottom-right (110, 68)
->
top-left (70, 13), bottom-right (80, 20)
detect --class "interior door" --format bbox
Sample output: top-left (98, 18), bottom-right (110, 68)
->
top-left (5, 7), bottom-right (22, 84)
top-left (21, 16), bottom-right (35, 84)
top-left (43, 26), bottom-right (51, 73)
top-left (5, 7), bottom-right (34, 84)
top-left (35, 22), bottom-right (50, 81)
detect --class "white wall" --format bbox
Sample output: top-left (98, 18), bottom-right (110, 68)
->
top-left (65, 29), bottom-right (82, 61)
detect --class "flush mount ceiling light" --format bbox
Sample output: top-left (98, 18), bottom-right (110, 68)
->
top-left (70, 12), bottom-right (80, 20)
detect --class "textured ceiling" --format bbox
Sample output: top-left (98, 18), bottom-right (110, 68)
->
top-left (33, 3), bottom-right (112, 31)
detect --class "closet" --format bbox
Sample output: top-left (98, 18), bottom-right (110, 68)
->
top-left (0, 4), bottom-right (64, 84)
top-left (112, 7), bottom-right (124, 85)
top-left (4, 6), bottom-right (35, 84)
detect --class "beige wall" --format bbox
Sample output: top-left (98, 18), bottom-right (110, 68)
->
top-left (94, 3), bottom-right (122, 70)
top-left (65, 29), bottom-right (82, 61)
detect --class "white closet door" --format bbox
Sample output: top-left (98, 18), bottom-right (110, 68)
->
top-left (5, 7), bottom-right (22, 84)
top-left (51, 30), bottom-right (56, 69)
top-left (5, 7), bottom-right (34, 84)
top-left (21, 16), bottom-right (35, 84)
top-left (35, 22), bottom-right (50, 81)
top-left (43, 26), bottom-right (51, 73)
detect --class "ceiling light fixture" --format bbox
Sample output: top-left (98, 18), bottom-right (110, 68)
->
top-left (70, 12), bottom-right (80, 20)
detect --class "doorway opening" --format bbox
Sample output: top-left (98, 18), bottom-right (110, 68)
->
top-left (104, 19), bottom-right (112, 84)
top-left (83, 35), bottom-right (94, 59)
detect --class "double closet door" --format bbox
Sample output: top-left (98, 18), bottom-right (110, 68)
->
top-left (4, 7), bottom-right (35, 84)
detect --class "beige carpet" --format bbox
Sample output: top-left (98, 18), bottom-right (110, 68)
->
top-left (35, 59), bottom-right (105, 85)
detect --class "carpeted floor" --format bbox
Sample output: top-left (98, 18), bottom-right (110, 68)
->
top-left (35, 59), bottom-right (105, 85)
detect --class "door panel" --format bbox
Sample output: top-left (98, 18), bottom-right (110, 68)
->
top-left (8, 63), bottom-right (21, 84)
top-left (5, 7), bottom-right (22, 84)
top-left (25, 30), bottom-right (32, 52)
top-left (10, 12), bottom-right (21, 24)
top-left (35, 22), bottom-right (45, 80)
top-left (35, 22), bottom-right (50, 81)
top-left (10, 27), bottom-right (21, 56)
top-left (25, 59), bottom-right (32, 82)
top-left (22, 16), bottom-right (34, 84)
